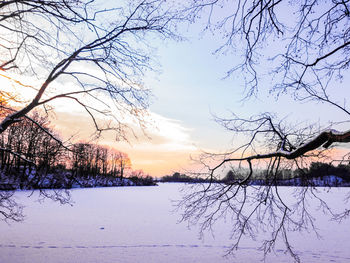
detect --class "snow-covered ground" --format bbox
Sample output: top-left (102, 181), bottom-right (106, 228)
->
top-left (0, 184), bottom-right (350, 262)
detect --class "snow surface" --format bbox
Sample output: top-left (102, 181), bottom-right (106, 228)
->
top-left (0, 183), bottom-right (350, 263)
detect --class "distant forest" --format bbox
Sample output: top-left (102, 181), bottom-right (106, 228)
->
top-left (161, 162), bottom-right (350, 187)
top-left (2, 111), bottom-right (349, 190)
top-left (0, 111), bottom-right (154, 190)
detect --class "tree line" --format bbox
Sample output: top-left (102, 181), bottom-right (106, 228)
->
top-left (0, 111), bottom-right (152, 189)
top-left (221, 162), bottom-right (350, 187)
top-left (163, 163), bottom-right (350, 187)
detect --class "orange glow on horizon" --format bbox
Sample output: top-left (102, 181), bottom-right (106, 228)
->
top-left (52, 111), bottom-right (199, 178)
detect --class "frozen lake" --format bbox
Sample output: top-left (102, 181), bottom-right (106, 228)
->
top-left (0, 183), bottom-right (350, 262)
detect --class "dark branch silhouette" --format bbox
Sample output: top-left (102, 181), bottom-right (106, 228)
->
top-left (179, 1), bottom-right (350, 261)
top-left (0, 0), bottom-right (181, 221)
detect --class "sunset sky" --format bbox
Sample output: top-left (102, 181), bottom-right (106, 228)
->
top-left (50, 32), bottom-right (347, 177)
top-left (106, 28), bottom-right (346, 177)
top-left (1, 3), bottom-right (348, 178)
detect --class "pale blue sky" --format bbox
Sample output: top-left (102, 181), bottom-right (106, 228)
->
top-left (48, 20), bottom-right (349, 176)
top-left (145, 29), bottom-right (246, 150)
top-left (15, 1), bottom-right (347, 176)
top-left (2, 1), bottom-right (348, 177)
top-left (145, 27), bottom-right (348, 153)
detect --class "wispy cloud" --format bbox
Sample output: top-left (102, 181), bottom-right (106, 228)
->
top-left (53, 109), bottom-right (198, 177)
top-left (1, 72), bottom-right (199, 177)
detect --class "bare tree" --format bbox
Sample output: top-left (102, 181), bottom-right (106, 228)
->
top-left (0, 0), bottom-right (181, 136)
top-left (109, 149), bottom-right (132, 180)
top-left (0, 191), bottom-right (23, 222)
top-left (178, 1), bottom-right (350, 262)
top-left (0, 0), bottom-right (183, 219)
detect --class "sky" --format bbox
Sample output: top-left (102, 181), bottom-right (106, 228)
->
top-left (112, 27), bottom-right (347, 176)
top-left (91, 28), bottom-right (348, 176)
top-left (35, 29), bottom-right (251, 177)
top-left (1, 1), bottom-right (349, 178)
top-left (45, 16), bottom-right (252, 177)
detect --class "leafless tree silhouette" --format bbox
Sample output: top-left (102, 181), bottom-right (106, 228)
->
top-left (0, 0), bottom-right (181, 221)
top-left (0, 191), bottom-right (23, 221)
top-left (179, 1), bottom-right (350, 262)
top-left (0, 0), bottom-right (181, 137)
